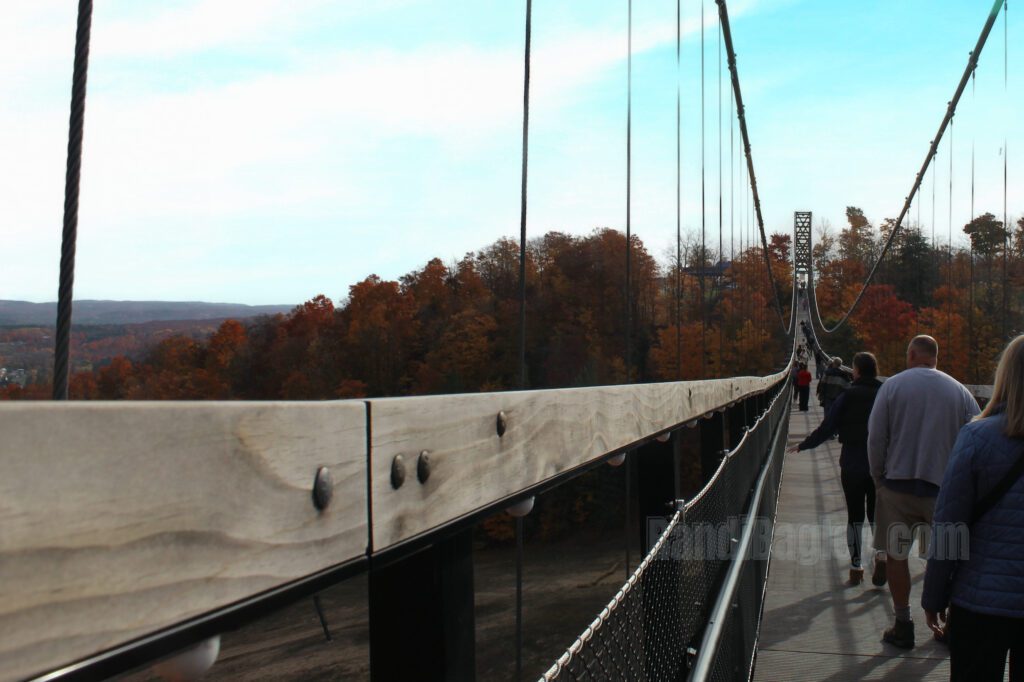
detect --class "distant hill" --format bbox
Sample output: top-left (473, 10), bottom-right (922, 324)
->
top-left (0, 300), bottom-right (295, 326)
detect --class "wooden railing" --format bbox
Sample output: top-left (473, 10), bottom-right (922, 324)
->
top-left (1, 368), bottom-right (790, 681)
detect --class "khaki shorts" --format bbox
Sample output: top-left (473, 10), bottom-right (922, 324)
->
top-left (873, 485), bottom-right (935, 560)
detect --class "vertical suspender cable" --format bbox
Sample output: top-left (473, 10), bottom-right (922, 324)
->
top-left (932, 155), bottom-right (937, 250)
top-left (700, 0), bottom-right (708, 378)
top-left (517, 0), bottom-right (532, 391)
top-left (971, 73), bottom-right (976, 223)
top-left (809, 0), bottom-right (1005, 335)
top-left (947, 120), bottom-right (955, 356)
top-left (917, 169), bottom-right (922, 229)
top-left (624, 0), bottom-right (634, 579)
top-left (1003, 0), bottom-right (1009, 339)
top-left (53, 0), bottom-right (94, 400)
top-left (970, 71), bottom-right (976, 381)
top-left (676, 0), bottom-right (682, 380)
top-left (738, 131), bottom-right (744, 257)
top-left (718, 0), bottom-right (790, 334)
top-left (730, 70), bottom-right (735, 264)
top-left (514, 2), bottom-right (532, 677)
top-left (717, 15), bottom-right (724, 376)
top-left (515, 515), bottom-right (524, 681)
top-left (626, 0), bottom-right (633, 384)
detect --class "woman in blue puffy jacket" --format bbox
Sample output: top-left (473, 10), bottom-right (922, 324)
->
top-left (922, 335), bottom-right (1024, 681)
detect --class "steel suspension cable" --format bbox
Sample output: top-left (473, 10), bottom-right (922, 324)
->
top-left (810, 0), bottom-right (1007, 334)
top-left (932, 153), bottom-right (937, 250)
top-left (970, 70), bottom-right (976, 380)
top-left (517, 0), bottom-right (533, 391)
top-left (738, 124), bottom-right (744, 256)
top-left (730, 68), bottom-right (735, 263)
top-left (676, 0), bottom-right (683, 379)
top-left (700, 0), bottom-right (707, 378)
top-left (1002, 0), bottom-right (1009, 339)
top-left (971, 72), bottom-right (977, 223)
top-left (718, 15), bottom-right (724, 375)
top-left (626, 0), bottom-right (633, 384)
top-left (921, 166), bottom-right (929, 228)
top-left (624, 0), bottom-right (634, 579)
top-left (947, 119), bottom-right (955, 357)
top-left (514, 3), bottom-right (532, 677)
top-left (716, 0), bottom-right (792, 335)
top-left (53, 0), bottom-right (94, 400)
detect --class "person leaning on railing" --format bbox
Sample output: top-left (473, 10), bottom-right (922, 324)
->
top-left (787, 352), bottom-right (885, 585)
top-left (922, 335), bottom-right (1024, 681)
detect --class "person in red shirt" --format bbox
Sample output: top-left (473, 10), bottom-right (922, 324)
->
top-left (796, 362), bottom-right (813, 411)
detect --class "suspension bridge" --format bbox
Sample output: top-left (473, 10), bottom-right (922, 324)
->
top-left (0, 0), bottom-right (1017, 680)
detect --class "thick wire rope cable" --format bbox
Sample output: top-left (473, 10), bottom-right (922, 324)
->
top-left (947, 119), bottom-right (955, 356)
top-left (741, 124), bottom-right (749, 258)
top-left (810, 0), bottom-right (1006, 335)
top-left (675, 0), bottom-right (682, 380)
top-left (626, 0), bottom-right (633, 385)
top-left (971, 72), bottom-right (977, 223)
top-left (917, 166), bottom-right (922, 230)
top-left (730, 69), bottom-right (735, 264)
top-left (932, 155), bottom-right (938, 250)
top-left (717, 0), bottom-right (792, 335)
top-left (515, 515), bottom-right (524, 681)
top-left (700, 0), bottom-right (708, 378)
top-left (1003, 0), bottom-right (1010, 339)
top-left (624, 0), bottom-right (633, 579)
top-left (514, 3), bottom-right (532, 677)
top-left (53, 0), bottom-right (94, 400)
top-left (517, 0), bottom-right (532, 391)
top-left (970, 70), bottom-right (976, 381)
top-left (718, 14), bottom-right (724, 375)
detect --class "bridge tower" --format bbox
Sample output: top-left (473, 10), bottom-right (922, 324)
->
top-left (793, 211), bottom-right (812, 281)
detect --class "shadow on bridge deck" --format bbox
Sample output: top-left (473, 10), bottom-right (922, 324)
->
top-left (754, 363), bottom-right (951, 681)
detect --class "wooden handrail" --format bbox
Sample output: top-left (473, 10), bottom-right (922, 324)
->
top-left (1, 371), bottom-right (789, 680)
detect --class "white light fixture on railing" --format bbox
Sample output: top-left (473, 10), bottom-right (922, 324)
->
top-left (506, 496), bottom-right (535, 517)
top-left (152, 636), bottom-right (220, 682)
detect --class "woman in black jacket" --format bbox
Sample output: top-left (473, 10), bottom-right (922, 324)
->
top-left (788, 352), bottom-right (885, 585)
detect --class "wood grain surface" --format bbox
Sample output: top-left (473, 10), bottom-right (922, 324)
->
top-left (0, 401), bottom-right (366, 682)
top-left (368, 371), bottom-right (788, 551)
top-left (1, 371), bottom-right (813, 678)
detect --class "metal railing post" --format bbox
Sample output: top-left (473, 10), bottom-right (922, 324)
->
top-left (700, 412), bottom-right (726, 484)
top-left (369, 530), bottom-right (476, 681)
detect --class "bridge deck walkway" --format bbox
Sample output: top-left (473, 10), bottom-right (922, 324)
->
top-left (753, 366), bottom-right (951, 681)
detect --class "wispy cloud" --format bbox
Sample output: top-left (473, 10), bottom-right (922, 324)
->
top-left (2, 0), bottom-right (1019, 303)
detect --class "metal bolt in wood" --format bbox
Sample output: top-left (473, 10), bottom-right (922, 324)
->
top-left (416, 450), bottom-right (431, 484)
top-left (312, 466), bottom-right (333, 511)
top-left (391, 455), bottom-right (406, 489)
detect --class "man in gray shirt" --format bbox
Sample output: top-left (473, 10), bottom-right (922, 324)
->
top-left (867, 335), bottom-right (980, 649)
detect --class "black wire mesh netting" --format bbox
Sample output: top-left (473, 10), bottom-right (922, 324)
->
top-left (705, 406), bottom-right (786, 682)
top-left (540, 385), bottom-right (789, 682)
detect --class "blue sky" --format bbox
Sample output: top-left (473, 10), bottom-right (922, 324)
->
top-left (2, 0), bottom-right (1021, 305)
